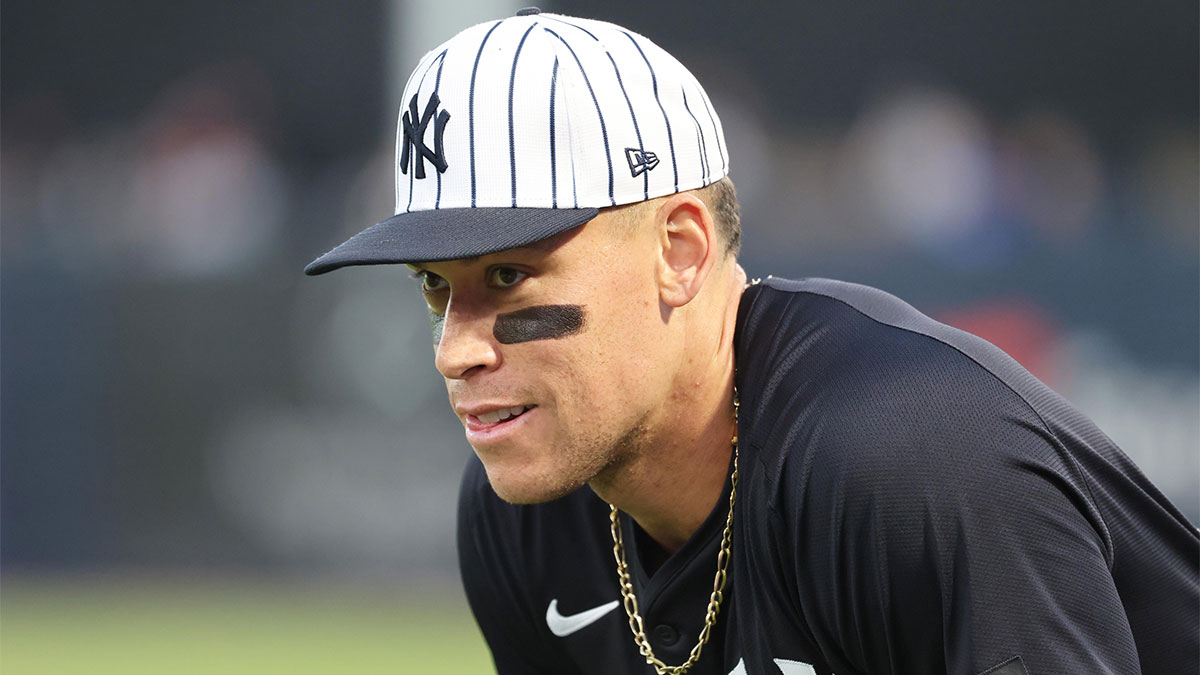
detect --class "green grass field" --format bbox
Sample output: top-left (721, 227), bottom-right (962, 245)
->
top-left (1, 576), bottom-right (493, 674)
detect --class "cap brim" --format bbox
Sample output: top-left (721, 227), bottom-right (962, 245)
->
top-left (304, 206), bottom-right (600, 275)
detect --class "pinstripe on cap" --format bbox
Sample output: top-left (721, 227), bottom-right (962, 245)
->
top-left (305, 9), bottom-right (728, 275)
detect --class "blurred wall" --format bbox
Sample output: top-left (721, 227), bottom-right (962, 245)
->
top-left (2, 0), bottom-right (1196, 579)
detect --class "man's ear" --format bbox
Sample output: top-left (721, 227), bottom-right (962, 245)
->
top-left (655, 192), bottom-right (720, 308)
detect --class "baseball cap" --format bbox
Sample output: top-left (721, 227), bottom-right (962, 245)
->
top-left (304, 8), bottom-right (728, 275)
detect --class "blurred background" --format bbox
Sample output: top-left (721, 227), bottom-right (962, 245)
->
top-left (2, 1), bottom-right (1196, 672)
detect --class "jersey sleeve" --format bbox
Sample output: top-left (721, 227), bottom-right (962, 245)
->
top-left (785, 367), bottom-right (1143, 673)
top-left (457, 457), bottom-right (567, 673)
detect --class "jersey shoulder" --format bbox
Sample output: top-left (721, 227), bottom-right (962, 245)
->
top-left (731, 278), bottom-right (1199, 674)
top-left (736, 276), bottom-right (1052, 411)
top-left (734, 277), bottom-right (1098, 514)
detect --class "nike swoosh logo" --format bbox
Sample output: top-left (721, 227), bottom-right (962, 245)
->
top-left (545, 598), bottom-right (620, 637)
top-left (728, 657), bottom-right (818, 675)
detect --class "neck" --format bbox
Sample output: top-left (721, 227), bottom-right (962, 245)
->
top-left (590, 263), bottom-right (746, 553)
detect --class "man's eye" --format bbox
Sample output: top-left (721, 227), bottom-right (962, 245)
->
top-left (413, 270), bottom-right (448, 292)
top-left (489, 267), bottom-right (527, 288)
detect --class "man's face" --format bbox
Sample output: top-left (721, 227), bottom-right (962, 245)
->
top-left (410, 207), bottom-right (672, 503)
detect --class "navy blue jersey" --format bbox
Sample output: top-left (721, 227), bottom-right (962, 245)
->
top-left (457, 277), bottom-right (1199, 674)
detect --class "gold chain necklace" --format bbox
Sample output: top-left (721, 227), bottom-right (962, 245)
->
top-left (608, 388), bottom-right (739, 675)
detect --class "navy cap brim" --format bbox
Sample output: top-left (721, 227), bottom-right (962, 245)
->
top-left (304, 206), bottom-right (599, 275)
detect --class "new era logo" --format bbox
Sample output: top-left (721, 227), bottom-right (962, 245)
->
top-left (625, 147), bottom-right (659, 177)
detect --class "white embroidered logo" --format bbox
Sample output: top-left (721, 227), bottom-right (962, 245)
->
top-left (728, 657), bottom-right (819, 675)
top-left (545, 598), bottom-right (620, 637)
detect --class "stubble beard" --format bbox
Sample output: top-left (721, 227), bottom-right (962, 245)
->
top-left (578, 412), bottom-right (654, 504)
top-left (487, 410), bottom-right (653, 506)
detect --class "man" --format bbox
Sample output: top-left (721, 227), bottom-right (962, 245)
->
top-left (305, 10), bottom-right (1199, 675)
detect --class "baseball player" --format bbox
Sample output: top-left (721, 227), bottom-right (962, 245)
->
top-left (305, 10), bottom-right (1199, 674)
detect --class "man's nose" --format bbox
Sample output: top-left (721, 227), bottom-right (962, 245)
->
top-left (434, 305), bottom-right (500, 380)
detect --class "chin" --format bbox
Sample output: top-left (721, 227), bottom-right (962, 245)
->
top-left (482, 462), bottom-right (586, 505)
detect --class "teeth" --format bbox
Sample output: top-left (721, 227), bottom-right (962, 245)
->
top-left (476, 406), bottom-right (531, 425)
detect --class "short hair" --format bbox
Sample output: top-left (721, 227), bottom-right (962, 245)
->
top-left (607, 175), bottom-right (742, 258)
top-left (697, 176), bottom-right (742, 257)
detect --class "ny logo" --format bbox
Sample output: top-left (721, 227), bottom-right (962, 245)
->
top-left (400, 92), bottom-right (450, 179)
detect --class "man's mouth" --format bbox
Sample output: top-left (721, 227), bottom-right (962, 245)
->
top-left (471, 405), bottom-right (535, 425)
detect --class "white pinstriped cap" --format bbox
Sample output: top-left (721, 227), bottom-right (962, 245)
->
top-left (306, 8), bottom-right (728, 275)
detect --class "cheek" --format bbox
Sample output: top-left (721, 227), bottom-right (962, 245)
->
top-left (587, 291), bottom-right (662, 362)
top-left (550, 317), bottom-right (660, 406)
top-left (512, 273), bottom-right (663, 407)
top-left (585, 294), bottom-right (677, 404)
